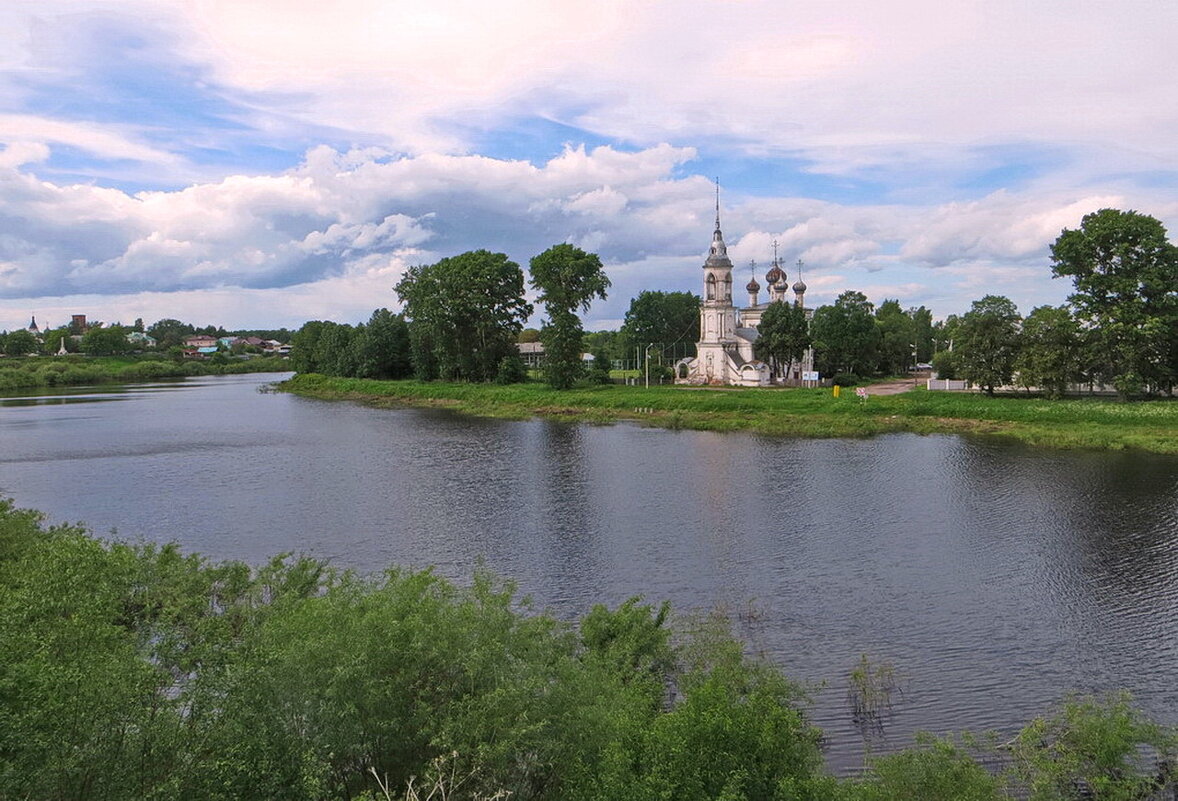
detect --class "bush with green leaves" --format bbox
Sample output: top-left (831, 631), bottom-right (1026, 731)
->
top-left (1012, 692), bottom-right (1176, 800)
top-left (5, 498), bottom-right (1176, 801)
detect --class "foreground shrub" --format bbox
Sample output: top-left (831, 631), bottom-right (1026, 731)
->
top-left (0, 501), bottom-right (831, 801)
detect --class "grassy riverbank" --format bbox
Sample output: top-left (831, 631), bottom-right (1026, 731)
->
top-left (0, 354), bottom-right (290, 391)
top-left (280, 373), bottom-right (1178, 453)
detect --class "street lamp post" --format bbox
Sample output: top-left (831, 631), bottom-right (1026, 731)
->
top-left (645, 343), bottom-right (656, 388)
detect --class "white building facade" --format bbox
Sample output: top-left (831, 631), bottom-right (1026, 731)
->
top-left (675, 203), bottom-right (814, 387)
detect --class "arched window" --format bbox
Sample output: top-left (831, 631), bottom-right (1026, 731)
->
top-left (722, 274), bottom-right (732, 301)
top-left (706, 274), bottom-right (716, 300)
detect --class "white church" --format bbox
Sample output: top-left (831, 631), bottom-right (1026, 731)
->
top-left (675, 199), bottom-right (815, 387)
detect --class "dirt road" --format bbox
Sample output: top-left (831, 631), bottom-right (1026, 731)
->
top-left (859, 373), bottom-right (928, 395)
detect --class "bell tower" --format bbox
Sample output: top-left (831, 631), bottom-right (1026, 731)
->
top-left (697, 181), bottom-right (737, 381)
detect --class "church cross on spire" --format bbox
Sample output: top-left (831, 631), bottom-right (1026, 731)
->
top-left (714, 177), bottom-right (721, 232)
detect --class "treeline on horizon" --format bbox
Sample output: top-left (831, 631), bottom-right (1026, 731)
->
top-left (2, 497), bottom-right (1175, 801)
top-left (0, 315), bottom-right (294, 358)
top-left (0, 316), bottom-right (295, 391)
top-left (289, 209), bottom-right (1178, 399)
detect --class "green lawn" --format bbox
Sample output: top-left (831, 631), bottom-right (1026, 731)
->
top-left (280, 374), bottom-right (1178, 454)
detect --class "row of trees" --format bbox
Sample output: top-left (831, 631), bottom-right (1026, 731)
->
top-left (938, 210), bottom-right (1178, 397)
top-left (0, 324), bottom-right (141, 357)
top-left (0, 317), bottom-right (293, 358)
top-left (5, 499), bottom-right (1175, 800)
top-left (291, 246), bottom-right (613, 388)
top-left (289, 309), bottom-right (413, 380)
top-left (288, 207), bottom-right (1175, 395)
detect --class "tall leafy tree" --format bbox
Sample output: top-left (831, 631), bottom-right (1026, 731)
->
top-left (1015, 305), bottom-right (1083, 398)
top-left (909, 305), bottom-right (935, 363)
top-left (619, 291), bottom-right (701, 363)
top-left (753, 301), bottom-right (811, 379)
top-left (810, 290), bottom-right (880, 377)
top-left (958, 295), bottom-right (1021, 395)
top-left (1051, 208), bottom-right (1178, 396)
top-left (40, 326), bottom-right (73, 355)
top-left (354, 308), bottom-right (412, 380)
top-left (3, 328), bottom-right (38, 356)
top-left (147, 319), bottom-right (196, 350)
top-left (396, 250), bottom-right (532, 382)
top-left (874, 299), bottom-right (915, 375)
top-left (289, 320), bottom-right (328, 374)
top-left (528, 244), bottom-right (610, 390)
top-left (79, 325), bottom-right (132, 356)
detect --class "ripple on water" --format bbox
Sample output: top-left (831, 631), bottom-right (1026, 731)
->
top-left (1, 378), bottom-right (1177, 774)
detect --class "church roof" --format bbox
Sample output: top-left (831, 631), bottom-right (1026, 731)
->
top-left (704, 183), bottom-right (732, 269)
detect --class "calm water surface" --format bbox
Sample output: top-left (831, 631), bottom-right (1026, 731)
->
top-left (3, 372), bottom-right (1177, 770)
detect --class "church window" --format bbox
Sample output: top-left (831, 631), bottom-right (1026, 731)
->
top-left (706, 274), bottom-right (716, 300)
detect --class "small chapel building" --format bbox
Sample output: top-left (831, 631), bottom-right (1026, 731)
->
top-left (674, 200), bottom-right (814, 387)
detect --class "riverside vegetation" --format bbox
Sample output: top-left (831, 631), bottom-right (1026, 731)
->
top-left (280, 374), bottom-right (1178, 454)
top-left (2, 498), bottom-right (1175, 801)
top-left (0, 354), bottom-right (290, 392)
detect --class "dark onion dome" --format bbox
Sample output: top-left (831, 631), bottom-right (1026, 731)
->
top-left (746, 277), bottom-right (760, 292)
top-left (793, 278), bottom-right (807, 292)
top-left (765, 265), bottom-right (783, 284)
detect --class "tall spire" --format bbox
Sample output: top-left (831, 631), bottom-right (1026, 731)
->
top-left (714, 177), bottom-right (721, 232)
top-left (706, 178), bottom-right (730, 264)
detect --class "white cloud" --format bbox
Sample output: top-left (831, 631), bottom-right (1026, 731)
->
top-left (0, 114), bottom-right (179, 165)
top-left (10, 0), bottom-right (1172, 180)
top-left (4, 137), bottom-right (1177, 334)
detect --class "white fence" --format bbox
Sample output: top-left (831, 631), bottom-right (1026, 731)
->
top-left (927, 378), bottom-right (971, 391)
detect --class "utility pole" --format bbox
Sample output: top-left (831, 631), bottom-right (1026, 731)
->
top-left (645, 343), bottom-right (655, 388)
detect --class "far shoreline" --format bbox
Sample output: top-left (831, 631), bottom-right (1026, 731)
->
top-left (277, 373), bottom-right (1178, 455)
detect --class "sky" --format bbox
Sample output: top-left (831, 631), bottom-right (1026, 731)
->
top-left (1, 0), bottom-right (1176, 333)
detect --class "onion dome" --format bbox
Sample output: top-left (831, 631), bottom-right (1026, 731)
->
top-left (793, 278), bottom-right (807, 293)
top-left (765, 264), bottom-right (783, 284)
top-left (746, 277), bottom-right (760, 293)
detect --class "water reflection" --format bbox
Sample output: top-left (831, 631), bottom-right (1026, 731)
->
top-left (1, 373), bottom-right (1176, 773)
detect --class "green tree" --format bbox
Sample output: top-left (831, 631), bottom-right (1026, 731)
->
top-left (1015, 305), bottom-right (1083, 398)
top-left (588, 343), bottom-right (612, 384)
top-left (3, 328), bottom-right (38, 356)
top-left (80, 325), bottom-right (132, 356)
top-left (874, 299), bottom-right (915, 375)
top-left (40, 327), bottom-right (73, 355)
top-left (396, 250), bottom-right (533, 382)
top-left (754, 301), bottom-right (811, 379)
top-left (930, 349), bottom-right (961, 380)
top-left (910, 305), bottom-right (935, 363)
top-left (1051, 208), bottom-right (1178, 397)
top-left (315, 322), bottom-right (360, 377)
top-left (354, 308), bottom-right (412, 380)
top-left (957, 295), bottom-right (1021, 395)
top-left (620, 291), bottom-right (701, 364)
top-left (1012, 692), bottom-right (1176, 801)
top-left (289, 320), bottom-right (328, 374)
top-left (529, 244), bottom-right (611, 390)
top-left (810, 291), bottom-right (880, 378)
top-left (854, 734), bottom-right (1003, 801)
top-left (147, 318), bottom-right (196, 350)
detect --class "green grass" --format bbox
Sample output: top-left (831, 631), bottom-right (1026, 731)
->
top-left (279, 374), bottom-right (1178, 454)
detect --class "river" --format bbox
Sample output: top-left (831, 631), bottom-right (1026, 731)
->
top-left (2, 372), bottom-right (1177, 770)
